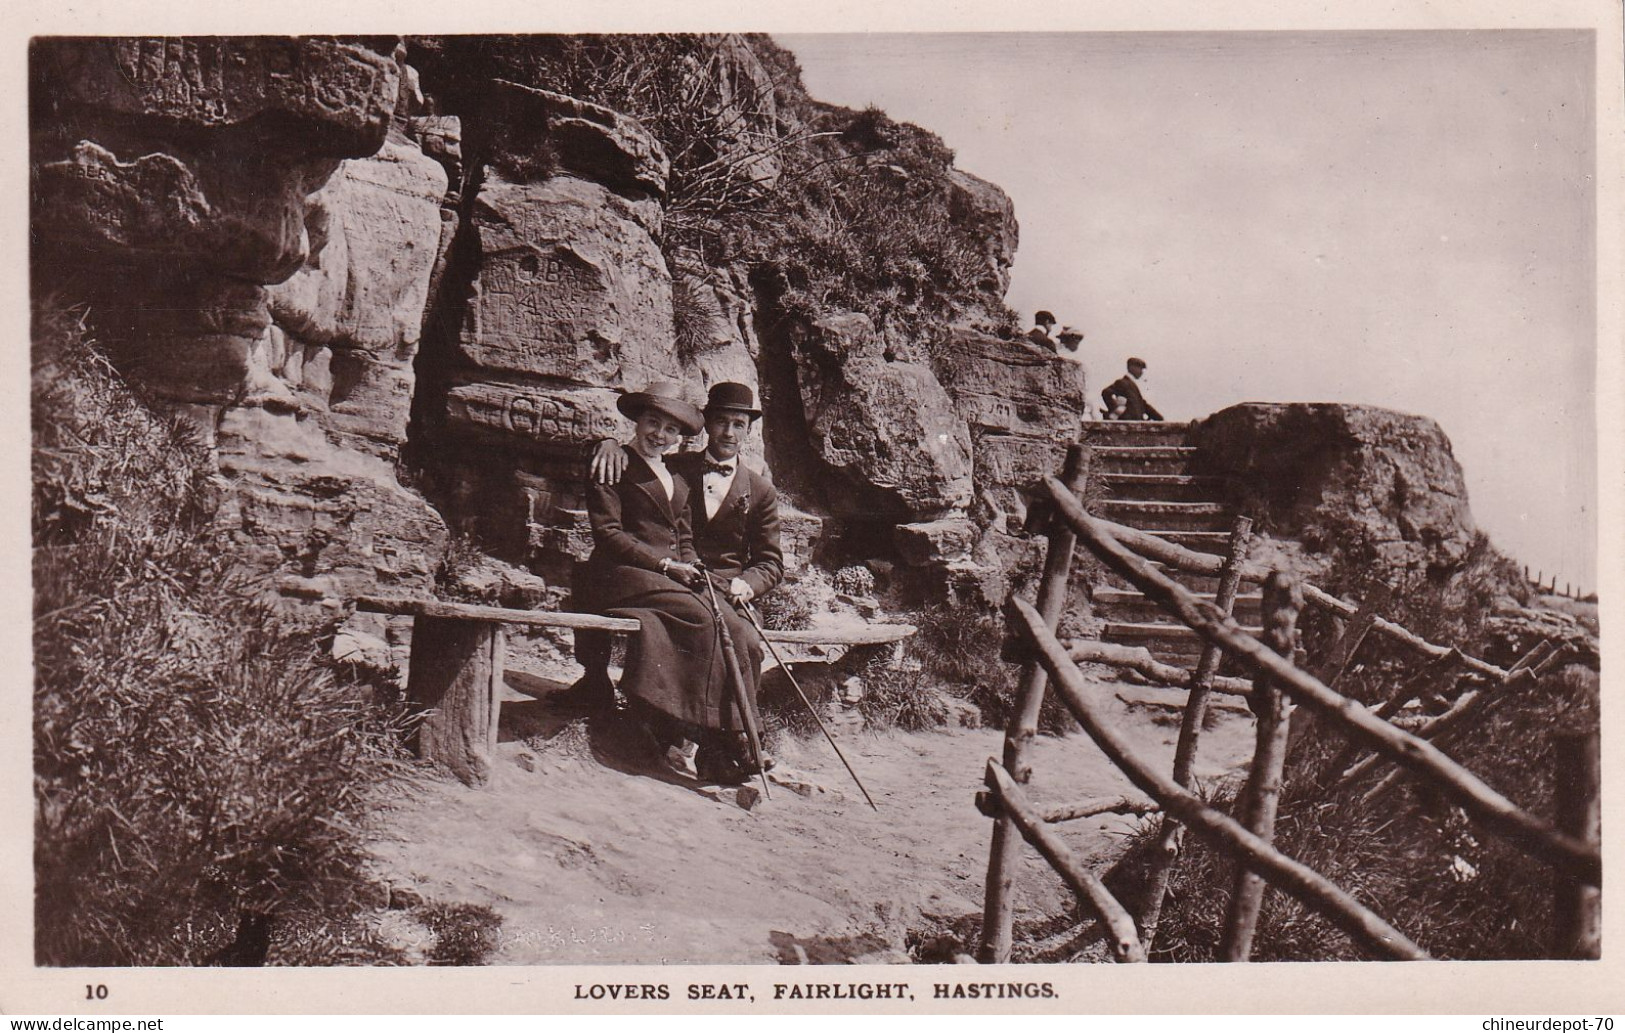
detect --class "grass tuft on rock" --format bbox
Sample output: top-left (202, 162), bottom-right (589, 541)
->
top-left (914, 602), bottom-right (1075, 734)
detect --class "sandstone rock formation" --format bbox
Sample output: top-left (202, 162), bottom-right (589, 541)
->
top-left (945, 169), bottom-right (1019, 300)
top-left (34, 38), bottom-right (400, 282)
top-left (787, 311), bottom-right (974, 520)
top-left (935, 326), bottom-right (1085, 526)
top-left (1192, 403), bottom-right (1477, 576)
top-left (32, 36), bottom-right (449, 603)
top-left (30, 32), bottom-right (1064, 620)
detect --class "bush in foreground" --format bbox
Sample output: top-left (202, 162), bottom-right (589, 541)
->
top-left (33, 304), bottom-right (409, 965)
top-left (1110, 660), bottom-right (1598, 961)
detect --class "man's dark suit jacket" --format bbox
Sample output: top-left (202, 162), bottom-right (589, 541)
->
top-left (667, 451), bottom-right (785, 600)
top-left (1101, 375), bottom-right (1164, 421)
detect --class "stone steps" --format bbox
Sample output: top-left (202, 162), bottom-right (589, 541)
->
top-left (1081, 419), bottom-right (1193, 448)
top-left (1082, 419), bottom-right (1255, 667)
top-left (1096, 471), bottom-right (1228, 503)
top-left (1096, 499), bottom-right (1233, 533)
top-left (1102, 621), bottom-right (1264, 650)
top-left (1094, 587), bottom-right (1262, 624)
top-left (1138, 530), bottom-right (1232, 554)
top-left (1089, 445), bottom-right (1200, 476)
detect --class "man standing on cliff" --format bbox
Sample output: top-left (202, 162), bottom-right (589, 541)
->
top-left (563, 383), bottom-right (785, 727)
top-left (1028, 310), bottom-right (1058, 348)
top-left (1101, 357), bottom-right (1164, 421)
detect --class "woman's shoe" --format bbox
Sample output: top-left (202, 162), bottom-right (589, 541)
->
top-left (663, 742), bottom-right (699, 779)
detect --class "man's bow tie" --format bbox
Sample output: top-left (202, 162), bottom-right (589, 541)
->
top-left (703, 459), bottom-right (735, 476)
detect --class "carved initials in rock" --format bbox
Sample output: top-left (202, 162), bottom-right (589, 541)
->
top-left (515, 250), bottom-right (567, 285)
top-left (503, 393), bottom-right (615, 442)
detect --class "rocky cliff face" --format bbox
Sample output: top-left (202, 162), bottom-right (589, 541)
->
top-left (1192, 403), bottom-right (1477, 577)
top-left (32, 37), bottom-right (449, 604)
top-left (31, 33), bottom-right (1079, 616)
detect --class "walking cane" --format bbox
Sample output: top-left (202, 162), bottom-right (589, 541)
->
top-left (696, 566), bottom-right (772, 801)
top-left (740, 603), bottom-right (880, 812)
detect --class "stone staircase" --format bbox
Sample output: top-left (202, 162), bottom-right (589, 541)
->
top-left (1083, 420), bottom-right (1261, 665)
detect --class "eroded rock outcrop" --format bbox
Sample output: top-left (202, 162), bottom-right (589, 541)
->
top-left (34, 38), bottom-right (400, 282)
top-left (32, 32), bottom-right (1047, 615)
top-left (935, 326), bottom-right (1085, 525)
top-left (269, 134), bottom-right (449, 452)
top-left (32, 36), bottom-right (449, 601)
top-left (412, 79), bottom-right (684, 576)
top-left (788, 311), bottom-right (973, 521)
top-left (1192, 403), bottom-right (1476, 576)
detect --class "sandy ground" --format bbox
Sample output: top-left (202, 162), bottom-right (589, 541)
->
top-left (368, 665), bottom-right (1255, 965)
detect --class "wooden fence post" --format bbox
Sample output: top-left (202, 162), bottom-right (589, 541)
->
top-left (1221, 571), bottom-right (1302, 961)
top-left (1136, 514), bottom-right (1252, 947)
top-left (1552, 729), bottom-right (1600, 959)
top-left (986, 762), bottom-right (1146, 962)
top-left (978, 444), bottom-right (1089, 964)
top-left (1008, 595), bottom-right (1427, 959)
top-left (406, 616), bottom-right (504, 786)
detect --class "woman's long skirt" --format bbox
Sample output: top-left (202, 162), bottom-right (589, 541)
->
top-left (588, 565), bottom-right (762, 731)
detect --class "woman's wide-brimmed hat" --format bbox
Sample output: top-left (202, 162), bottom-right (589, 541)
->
top-left (617, 381), bottom-right (704, 435)
top-left (703, 381), bottom-right (762, 420)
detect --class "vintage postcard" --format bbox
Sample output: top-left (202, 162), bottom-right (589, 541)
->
top-left (3, 0), bottom-right (1621, 1018)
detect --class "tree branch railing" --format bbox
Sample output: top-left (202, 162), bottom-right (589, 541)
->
top-left (1087, 517), bottom-right (1512, 683)
top-left (1046, 474), bottom-right (1598, 888)
top-left (976, 441), bottom-right (1597, 964)
top-left (1007, 596), bottom-right (1428, 960)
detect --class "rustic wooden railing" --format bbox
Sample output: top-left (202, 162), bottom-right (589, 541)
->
top-left (976, 444), bottom-right (1600, 963)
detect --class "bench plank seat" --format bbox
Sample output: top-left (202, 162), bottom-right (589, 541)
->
top-left (356, 595), bottom-right (641, 632)
top-left (353, 594), bottom-right (916, 786)
top-left (356, 595), bottom-right (915, 645)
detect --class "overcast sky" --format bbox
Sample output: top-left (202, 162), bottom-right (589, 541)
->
top-left (783, 30), bottom-right (1598, 590)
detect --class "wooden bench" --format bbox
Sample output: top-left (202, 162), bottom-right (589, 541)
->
top-left (354, 594), bottom-right (915, 786)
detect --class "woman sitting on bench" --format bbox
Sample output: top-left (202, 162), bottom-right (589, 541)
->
top-left (580, 381), bottom-right (765, 784)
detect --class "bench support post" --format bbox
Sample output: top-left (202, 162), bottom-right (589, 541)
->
top-left (406, 616), bottom-right (506, 786)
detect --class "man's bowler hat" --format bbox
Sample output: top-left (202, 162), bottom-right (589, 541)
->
top-left (703, 381), bottom-right (762, 420)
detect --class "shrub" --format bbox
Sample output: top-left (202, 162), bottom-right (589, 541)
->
top-left (1295, 528), bottom-right (1534, 709)
top-left (409, 35), bottom-right (1009, 352)
top-left (419, 902), bottom-right (504, 966)
top-left (914, 602), bottom-right (1075, 734)
top-left (32, 303), bottom-right (408, 965)
top-left (856, 663), bottom-right (950, 733)
top-left (1115, 661), bottom-right (1599, 962)
top-left (671, 272), bottom-right (716, 361)
top-left (832, 565), bottom-right (876, 597)
top-left (756, 566), bottom-right (831, 631)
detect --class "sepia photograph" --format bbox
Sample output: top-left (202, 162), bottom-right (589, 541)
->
top-left (6, 0), bottom-right (1621, 1017)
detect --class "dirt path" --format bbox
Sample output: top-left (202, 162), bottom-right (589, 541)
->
top-left (368, 669), bottom-right (1254, 965)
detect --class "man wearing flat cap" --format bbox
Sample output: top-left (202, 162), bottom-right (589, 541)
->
top-left (568, 382), bottom-right (784, 723)
top-left (1101, 357), bottom-right (1164, 421)
top-left (1028, 309), bottom-right (1058, 349)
